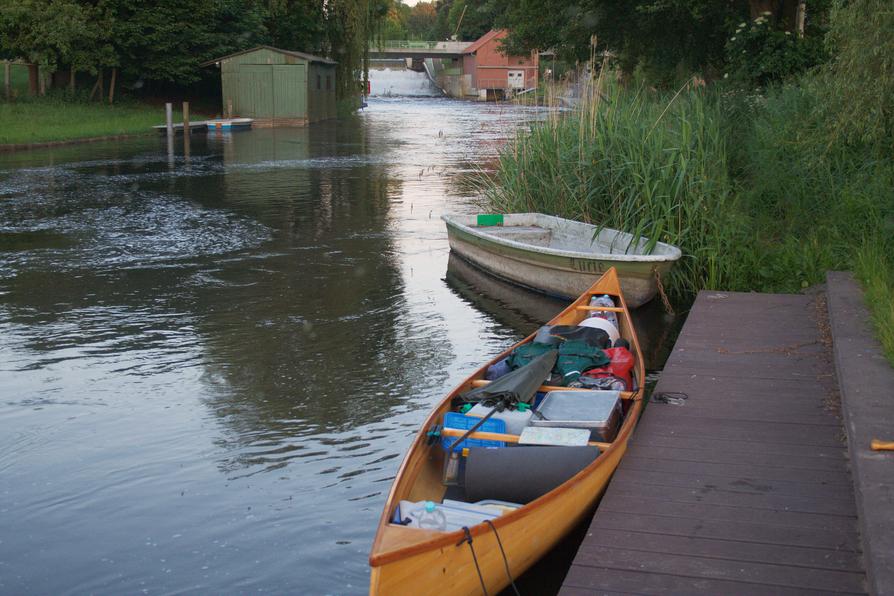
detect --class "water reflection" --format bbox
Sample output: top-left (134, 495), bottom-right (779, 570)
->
top-left (0, 98), bottom-right (556, 594)
top-left (445, 251), bottom-right (681, 371)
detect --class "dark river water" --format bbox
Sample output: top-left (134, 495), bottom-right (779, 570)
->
top-left (0, 97), bottom-right (677, 595)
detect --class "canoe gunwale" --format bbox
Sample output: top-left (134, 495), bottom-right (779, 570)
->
top-left (368, 267), bottom-right (645, 571)
top-left (441, 214), bottom-right (683, 264)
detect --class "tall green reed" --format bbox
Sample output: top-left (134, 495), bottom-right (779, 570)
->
top-left (477, 74), bottom-right (736, 298)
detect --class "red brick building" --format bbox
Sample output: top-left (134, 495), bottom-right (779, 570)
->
top-left (462, 30), bottom-right (539, 99)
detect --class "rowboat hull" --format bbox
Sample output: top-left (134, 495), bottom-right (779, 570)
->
top-left (369, 268), bottom-right (645, 595)
top-left (443, 213), bottom-right (681, 308)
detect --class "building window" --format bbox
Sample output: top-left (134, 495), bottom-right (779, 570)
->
top-left (317, 75), bottom-right (321, 90)
top-left (326, 75), bottom-right (331, 91)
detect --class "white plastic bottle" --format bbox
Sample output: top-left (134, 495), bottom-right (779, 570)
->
top-left (413, 501), bottom-right (447, 531)
top-left (589, 294), bottom-right (619, 328)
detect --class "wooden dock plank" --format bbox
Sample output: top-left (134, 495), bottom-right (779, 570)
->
top-left (633, 415), bottom-right (848, 447)
top-left (598, 493), bottom-right (858, 531)
top-left (561, 565), bottom-right (855, 596)
top-left (627, 433), bottom-right (849, 461)
top-left (603, 480), bottom-right (858, 517)
top-left (571, 546), bottom-right (866, 594)
top-left (591, 511), bottom-right (861, 551)
top-left (561, 291), bottom-right (867, 594)
top-left (619, 454), bottom-right (851, 484)
top-left (623, 443), bottom-right (850, 473)
top-left (609, 466), bottom-right (855, 499)
top-left (577, 528), bottom-right (864, 572)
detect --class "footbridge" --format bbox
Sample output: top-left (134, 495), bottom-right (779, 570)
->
top-left (368, 40), bottom-right (471, 60)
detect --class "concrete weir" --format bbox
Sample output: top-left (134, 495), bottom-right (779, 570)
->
top-left (561, 285), bottom-right (886, 594)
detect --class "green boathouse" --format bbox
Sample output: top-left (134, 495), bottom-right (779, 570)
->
top-left (203, 46), bottom-right (337, 126)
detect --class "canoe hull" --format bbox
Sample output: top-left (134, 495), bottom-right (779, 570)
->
top-left (370, 440), bottom-right (627, 595)
top-left (369, 267), bottom-right (646, 595)
top-left (443, 214), bottom-right (680, 308)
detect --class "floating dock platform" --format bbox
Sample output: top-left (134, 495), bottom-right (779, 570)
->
top-left (152, 118), bottom-right (253, 133)
top-left (204, 118), bottom-right (254, 130)
top-left (561, 288), bottom-right (876, 595)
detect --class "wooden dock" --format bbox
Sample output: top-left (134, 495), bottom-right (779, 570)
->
top-left (561, 291), bottom-right (867, 595)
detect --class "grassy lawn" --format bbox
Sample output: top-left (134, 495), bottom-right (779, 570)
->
top-left (0, 97), bottom-right (208, 145)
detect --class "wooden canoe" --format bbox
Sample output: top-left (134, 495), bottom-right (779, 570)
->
top-left (442, 213), bottom-right (682, 308)
top-left (369, 267), bottom-right (645, 595)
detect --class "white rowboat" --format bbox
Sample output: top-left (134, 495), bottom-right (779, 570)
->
top-left (443, 213), bottom-right (682, 308)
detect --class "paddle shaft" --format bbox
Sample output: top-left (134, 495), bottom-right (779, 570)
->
top-left (469, 379), bottom-right (635, 400)
top-left (439, 426), bottom-right (610, 450)
top-left (871, 439), bottom-right (894, 451)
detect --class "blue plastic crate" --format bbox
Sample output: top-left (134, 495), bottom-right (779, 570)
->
top-left (441, 412), bottom-right (506, 452)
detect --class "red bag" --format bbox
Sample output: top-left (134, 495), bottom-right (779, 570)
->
top-left (580, 347), bottom-right (634, 390)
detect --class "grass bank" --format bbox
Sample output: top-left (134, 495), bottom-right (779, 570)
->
top-left (477, 80), bottom-right (894, 364)
top-left (0, 97), bottom-right (204, 146)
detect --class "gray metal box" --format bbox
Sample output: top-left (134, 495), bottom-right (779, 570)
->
top-left (530, 390), bottom-right (622, 442)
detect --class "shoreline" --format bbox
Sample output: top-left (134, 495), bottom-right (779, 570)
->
top-left (0, 132), bottom-right (152, 153)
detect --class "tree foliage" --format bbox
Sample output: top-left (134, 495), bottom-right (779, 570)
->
top-left (724, 13), bottom-right (827, 86)
top-left (817, 0), bottom-right (894, 148)
top-left (494, 0), bottom-right (747, 80)
top-left (0, 0), bottom-right (388, 98)
top-left (0, 0), bottom-right (111, 72)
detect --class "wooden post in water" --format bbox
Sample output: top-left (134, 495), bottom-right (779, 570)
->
top-left (165, 102), bottom-right (174, 166)
top-left (3, 60), bottom-right (10, 99)
top-left (165, 102), bottom-right (174, 136)
top-left (182, 101), bottom-right (190, 159)
top-left (108, 68), bottom-right (117, 104)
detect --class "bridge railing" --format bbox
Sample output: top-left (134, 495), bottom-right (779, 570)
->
top-left (370, 40), bottom-right (471, 52)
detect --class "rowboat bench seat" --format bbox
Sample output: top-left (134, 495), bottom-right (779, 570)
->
top-left (482, 225), bottom-right (552, 247)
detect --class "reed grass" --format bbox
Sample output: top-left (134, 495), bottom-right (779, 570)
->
top-left (478, 70), bottom-right (894, 364)
top-left (478, 74), bottom-right (736, 298)
top-left (855, 239), bottom-right (894, 363)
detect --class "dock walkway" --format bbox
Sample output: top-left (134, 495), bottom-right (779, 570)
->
top-left (561, 291), bottom-right (867, 595)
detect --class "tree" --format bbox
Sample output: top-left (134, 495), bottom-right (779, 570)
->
top-left (326, 0), bottom-right (390, 101)
top-left (407, 2), bottom-right (437, 39)
top-left (494, 0), bottom-right (749, 81)
top-left (0, 0), bottom-right (386, 102)
top-left (0, 0), bottom-right (108, 94)
top-left (818, 0), bottom-right (894, 148)
top-left (446, 0), bottom-right (497, 40)
top-left (380, 1), bottom-right (410, 40)
top-left (265, 0), bottom-right (325, 52)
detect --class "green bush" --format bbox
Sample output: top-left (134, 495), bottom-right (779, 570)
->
top-left (724, 14), bottom-right (826, 87)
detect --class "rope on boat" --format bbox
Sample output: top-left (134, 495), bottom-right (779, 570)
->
top-left (458, 526), bottom-right (489, 595)
top-left (484, 520), bottom-right (521, 596)
top-left (654, 267), bottom-right (675, 315)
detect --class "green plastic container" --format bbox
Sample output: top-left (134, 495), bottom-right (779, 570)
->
top-left (476, 214), bottom-right (504, 227)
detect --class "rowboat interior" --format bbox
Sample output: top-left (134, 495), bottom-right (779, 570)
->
top-left (369, 268), bottom-right (646, 595)
top-left (447, 212), bottom-right (679, 257)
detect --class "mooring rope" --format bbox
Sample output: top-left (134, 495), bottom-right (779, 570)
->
top-left (654, 267), bottom-right (675, 315)
top-left (484, 520), bottom-right (521, 596)
top-left (458, 526), bottom-right (488, 596)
